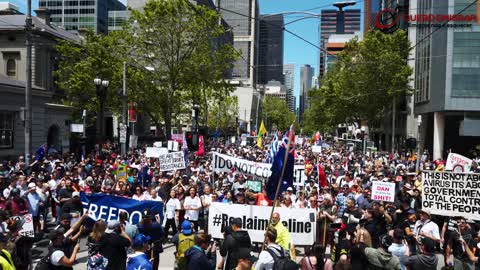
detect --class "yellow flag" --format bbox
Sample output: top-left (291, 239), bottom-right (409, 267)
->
top-left (259, 120), bottom-right (267, 136)
top-left (257, 120), bottom-right (267, 148)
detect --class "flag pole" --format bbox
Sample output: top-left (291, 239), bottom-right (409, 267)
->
top-left (262, 122), bottom-right (295, 249)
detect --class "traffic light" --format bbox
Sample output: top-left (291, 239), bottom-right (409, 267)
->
top-left (185, 132), bottom-right (199, 151)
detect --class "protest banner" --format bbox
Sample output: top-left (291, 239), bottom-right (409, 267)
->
top-left (159, 151), bottom-right (186, 171)
top-left (312, 145), bottom-right (322, 153)
top-left (145, 147), bottom-right (168, 158)
top-left (422, 171), bottom-right (480, 220)
top-left (171, 133), bottom-right (183, 143)
top-left (213, 152), bottom-right (307, 185)
top-left (208, 202), bottom-right (316, 245)
top-left (445, 153), bottom-right (472, 172)
top-left (371, 181), bottom-right (395, 202)
top-left (10, 214), bottom-right (34, 238)
top-left (246, 180), bottom-right (262, 193)
top-left (80, 192), bottom-right (164, 224)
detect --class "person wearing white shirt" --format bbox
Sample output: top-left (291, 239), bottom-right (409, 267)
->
top-left (164, 190), bottom-right (181, 236)
top-left (132, 187), bottom-right (146, 201)
top-left (414, 209), bottom-right (440, 244)
top-left (183, 187), bottom-right (202, 232)
top-left (255, 227), bottom-right (288, 270)
top-left (147, 188), bottom-right (163, 202)
top-left (200, 186), bottom-right (213, 231)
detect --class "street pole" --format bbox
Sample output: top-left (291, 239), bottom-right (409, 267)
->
top-left (82, 109), bottom-right (86, 159)
top-left (121, 61), bottom-right (127, 158)
top-left (415, 115), bottom-right (422, 173)
top-left (391, 96), bottom-right (396, 153)
top-left (25, 0), bottom-right (32, 164)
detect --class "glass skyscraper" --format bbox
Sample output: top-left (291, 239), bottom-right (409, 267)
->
top-left (38, 0), bottom-right (126, 33)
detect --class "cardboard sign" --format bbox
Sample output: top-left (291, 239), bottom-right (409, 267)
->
top-left (246, 180), bottom-right (262, 193)
top-left (208, 203), bottom-right (316, 245)
top-left (371, 181), bottom-right (395, 202)
top-left (422, 171), bottom-right (480, 220)
top-left (11, 214), bottom-right (35, 238)
top-left (445, 153), bottom-right (472, 172)
top-left (158, 151), bottom-right (186, 171)
top-left (145, 147), bottom-right (168, 158)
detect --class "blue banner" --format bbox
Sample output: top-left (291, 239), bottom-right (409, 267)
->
top-left (80, 192), bottom-right (164, 224)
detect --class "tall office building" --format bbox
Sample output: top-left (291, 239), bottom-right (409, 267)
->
top-left (319, 9), bottom-right (360, 77)
top-left (411, 0), bottom-right (480, 158)
top-left (364, 0), bottom-right (381, 31)
top-left (283, 64), bottom-right (295, 112)
top-left (258, 14), bottom-right (284, 84)
top-left (217, 0), bottom-right (259, 86)
top-left (38, 0), bottom-right (126, 33)
top-left (299, 65), bottom-right (314, 122)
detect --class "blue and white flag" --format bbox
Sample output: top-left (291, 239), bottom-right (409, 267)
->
top-left (266, 125), bottom-right (295, 200)
top-left (35, 143), bottom-right (47, 161)
top-left (269, 132), bottom-right (279, 163)
top-left (182, 132), bottom-right (189, 168)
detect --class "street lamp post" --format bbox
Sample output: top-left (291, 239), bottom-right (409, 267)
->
top-left (94, 77), bottom-right (109, 144)
top-left (415, 115), bottom-right (422, 173)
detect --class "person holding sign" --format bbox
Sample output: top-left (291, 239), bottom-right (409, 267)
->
top-left (445, 217), bottom-right (476, 269)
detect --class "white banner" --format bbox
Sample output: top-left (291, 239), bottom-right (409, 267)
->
top-left (159, 151), bottom-right (186, 171)
top-left (445, 153), bottom-right (472, 172)
top-left (371, 181), bottom-right (395, 202)
top-left (212, 152), bottom-right (307, 186)
top-left (312, 145), bottom-right (322, 153)
top-left (145, 147), bottom-right (168, 158)
top-left (422, 171), bottom-right (480, 220)
top-left (208, 202), bottom-right (316, 245)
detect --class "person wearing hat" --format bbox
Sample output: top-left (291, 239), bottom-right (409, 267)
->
top-left (364, 234), bottom-right (401, 270)
top-left (99, 220), bottom-right (132, 270)
top-left (172, 220), bottom-right (195, 270)
top-left (233, 248), bottom-right (255, 270)
top-left (25, 181), bottom-right (45, 234)
top-left (0, 233), bottom-right (14, 270)
top-left (413, 209), bottom-right (440, 246)
top-left (126, 233), bottom-right (153, 270)
top-left (60, 191), bottom-right (84, 227)
top-left (219, 217), bottom-right (252, 270)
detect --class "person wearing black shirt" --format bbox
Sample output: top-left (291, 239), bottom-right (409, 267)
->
top-left (219, 217), bottom-right (252, 270)
top-left (446, 217), bottom-right (475, 269)
top-left (99, 221), bottom-right (132, 270)
top-left (137, 211), bottom-right (164, 270)
top-left (60, 192), bottom-right (84, 219)
top-left (342, 198), bottom-right (363, 233)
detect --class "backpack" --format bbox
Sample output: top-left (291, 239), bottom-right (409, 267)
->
top-left (175, 233), bottom-right (195, 270)
top-left (266, 246), bottom-right (299, 270)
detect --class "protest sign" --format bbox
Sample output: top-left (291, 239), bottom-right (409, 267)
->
top-left (159, 151), bottom-right (186, 171)
top-left (371, 181), bottom-right (395, 202)
top-left (171, 133), bottom-right (183, 143)
top-left (312, 145), bottom-right (322, 153)
top-left (445, 153), bottom-right (472, 172)
top-left (422, 171), bottom-right (480, 220)
top-left (81, 192), bottom-right (164, 224)
top-left (10, 214), bottom-right (34, 238)
top-left (208, 202), bottom-right (315, 245)
top-left (145, 147), bottom-right (168, 158)
top-left (213, 153), bottom-right (307, 185)
top-left (246, 180), bottom-right (262, 193)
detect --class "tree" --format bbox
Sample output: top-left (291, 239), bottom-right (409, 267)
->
top-left (262, 96), bottom-right (296, 132)
top-left (55, 30), bottom-right (127, 124)
top-left (303, 29), bottom-right (413, 131)
top-left (125, 0), bottom-right (238, 139)
top-left (208, 95), bottom-right (239, 135)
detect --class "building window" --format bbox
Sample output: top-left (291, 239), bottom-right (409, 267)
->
top-left (0, 112), bottom-right (14, 149)
top-left (6, 59), bottom-right (16, 78)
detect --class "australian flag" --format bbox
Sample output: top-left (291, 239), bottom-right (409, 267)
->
top-left (266, 125), bottom-right (295, 200)
top-left (35, 143), bottom-right (48, 161)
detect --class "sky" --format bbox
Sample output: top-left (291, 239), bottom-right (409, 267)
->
top-left (13, 0), bottom-right (364, 107)
top-left (259, 0), bottom-right (364, 106)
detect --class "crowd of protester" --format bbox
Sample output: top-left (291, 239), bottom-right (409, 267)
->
top-left (0, 137), bottom-right (480, 270)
